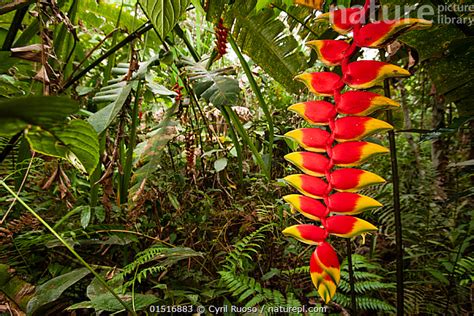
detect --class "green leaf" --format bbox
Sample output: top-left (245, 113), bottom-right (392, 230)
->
top-left (205, 0), bottom-right (227, 22)
top-left (188, 63), bottom-right (241, 107)
top-left (80, 206), bottom-right (92, 229)
top-left (214, 157), bottom-right (228, 172)
top-left (88, 82), bottom-right (133, 134)
top-left (225, 1), bottom-right (307, 93)
top-left (256, 0), bottom-right (272, 11)
top-left (94, 206), bottom-right (106, 223)
top-left (138, 0), bottom-right (191, 39)
top-left (168, 192), bottom-right (181, 210)
top-left (86, 275), bottom-right (124, 300)
top-left (26, 268), bottom-right (91, 315)
top-left (0, 96), bottom-right (79, 136)
top-left (146, 81), bottom-right (176, 96)
top-left (129, 105), bottom-right (177, 204)
top-left (25, 119), bottom-right (99, 175)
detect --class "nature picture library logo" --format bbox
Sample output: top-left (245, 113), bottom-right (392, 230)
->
top-left (437, 3), bottom-right (473, 26)
top-left (322, 3), bottom-right (473, 27)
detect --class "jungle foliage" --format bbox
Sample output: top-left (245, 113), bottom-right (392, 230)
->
top-left (0, 0), bottom-right (472, 315)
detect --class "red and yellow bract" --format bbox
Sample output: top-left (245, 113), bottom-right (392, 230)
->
top-left (283, 0), bottom-right (430, 304)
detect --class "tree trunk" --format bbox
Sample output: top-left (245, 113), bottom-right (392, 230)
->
top-left (431, 85), bottom-right (449, 199)
top-left (399, 84), bottom-right (423, 177)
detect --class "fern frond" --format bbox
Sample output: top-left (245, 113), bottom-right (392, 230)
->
top-left (340, 271), bottom-right (383, 281)
top-left (281, 265), bottom-right (309, 276)
top-left (334, 293), bottom-right (396, 312)
top-left (334, 254), bottom-right (396, 312)
top-left (338, 279), bottom-right (395, 294)
top-left (120, 245), bottom-right (201, 289)
top-left (222, 224), bottom-right (273, 272)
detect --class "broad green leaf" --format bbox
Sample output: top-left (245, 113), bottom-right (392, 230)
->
top-left (205, 0), bottom-right (227, 22)
top-left (78, 0), bottom-right (147, 33)
top-left (214, 157), bottom-right (228, 172)
top-left (146, 81), bottom-right (177, 96)
top-left (129, 105), bottom-right (177, 204)
top-left (138, 0), bottom-right (191, 39)
top-left (88, 83), bottom-right (133, 134)
top-left (26, 268), bottom-right (91, 315)
top-left (225, 1), bottom-right (307, 93)
top-left (87, 275), bottom-right (124, 300)
top-left (256, 0), bottom-right (272, 11)
top-left (26, 119), bottom-right (99, 175)
top-left (80, 206), bottom-right (91, 229)
top-left (0, 96), bottom-right (79, 136)
top-left (0, 51), bottom-right (15, 73)
top-left (94, 206), bottom-right (106, 223)
top-left (188, 63), bottom-right (241, 107)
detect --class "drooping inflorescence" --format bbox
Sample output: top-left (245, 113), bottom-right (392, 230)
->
top-left (282, 1), bottom-right (431, 303)
top-left (214, 18), bottom-right (228, 58)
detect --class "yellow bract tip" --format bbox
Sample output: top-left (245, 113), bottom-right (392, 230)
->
top-left (282, 225), bottom-right (299, 238)
top-left (364, 118), bottom-right (394, 135)
top-left (372, 95), bottom-right (400, 110)
top-left (306, 40), bottom-right (323, 50)
top-left (283, 194), bottom-right (300, 205)
top-left (359, 171), bottom-right (386, 186)
top-left (284, 152), bottom-right (303, 165)
top-left (284, 129), bottom-right (302, 141)
top-left (287, 103), bottom-right (306, 116)
top-left (294, 73), bottom-right (312, 84)
top-left (354, 195), bottom-right (383, 213)
top-left (380, 64), bottom-right (411, 79)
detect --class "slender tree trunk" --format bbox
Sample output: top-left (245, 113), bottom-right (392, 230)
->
top-left (399, 84), bottom-right (422, 176)
top-left (430, 85), bottom-right (449, 199)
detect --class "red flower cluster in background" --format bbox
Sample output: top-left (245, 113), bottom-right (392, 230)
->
top-left (173, 82), bottom-right (184, 103)
top-left (214, 18), bottom-right (228, 58)
top-left (282, 1), bottom-right (431, 303)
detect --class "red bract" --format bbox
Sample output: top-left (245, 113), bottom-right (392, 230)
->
top-left (288, 100), bottom-right (337, 125)
top-left (284, 152), bottom-right (330, 177)
top-left (282, 224), bottom-right (328, 244)
top-left (334, 116), bottom-right (393, 142)
top-left (284, 128), bottom-right (330, 152)
top-left (330, 168), bottom-right (385, 191)
top-left (328, 192), bottom-right (382, 214)
top-left (295, 72), bottom-right (344, 96)
top-left (331, 141), bottom-right (389, 166)
top-left (283, 194), bottom-right (327, 221)
top-left (343, 60), bottom-right (410, 89)
top-left (214, 18), bottom-right (228, 58)
top-left (318, 7), bottom-right (363, 34)
top-left (337, 90), bottom-right (400, 116)
top-left (325, 215), bottom-right (377, 237)
top-left (282, 1), bottom-right (430, 303)
top-left (355, 18), bottom-right (432, 48)
top-left (306, 40), bottom-right (351, 66)
top-left (284, 174), bottom-right (329, 199)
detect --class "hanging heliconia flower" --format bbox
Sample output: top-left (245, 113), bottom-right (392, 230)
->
top-left (214, 18), bottom-right (228, 59)
top-left (282, 1), bottom-right (431, 304)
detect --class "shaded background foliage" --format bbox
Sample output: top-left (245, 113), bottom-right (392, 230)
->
top-left (0, 0), bottom-right (472, 315)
